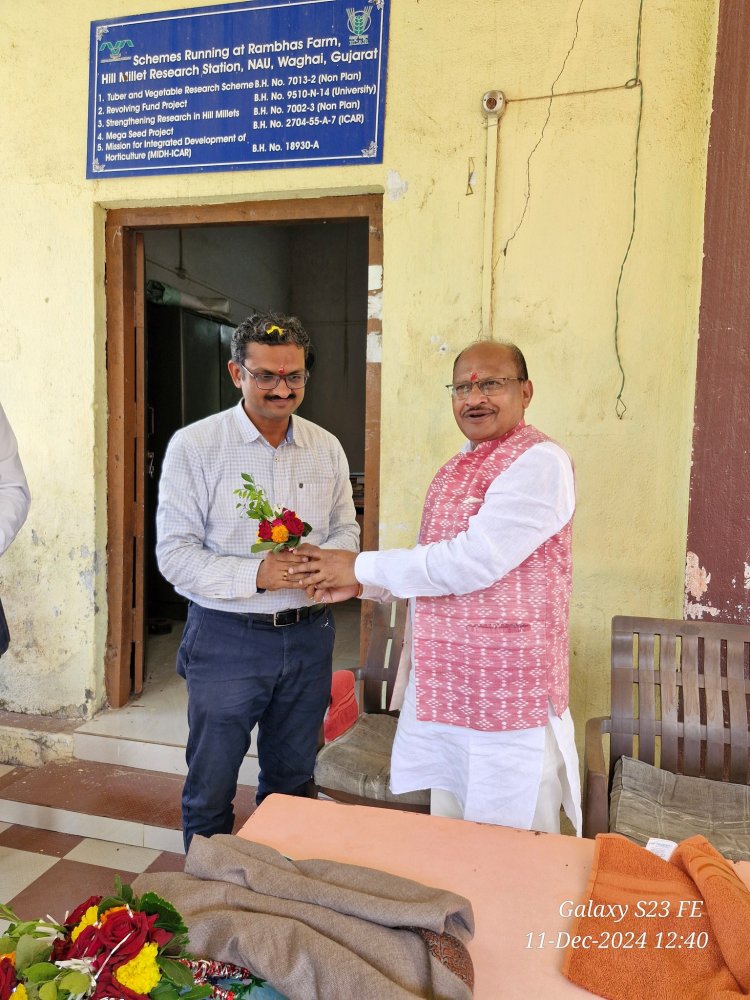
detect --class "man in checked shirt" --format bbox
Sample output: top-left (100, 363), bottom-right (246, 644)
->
top-left (156, 312), bottom-right (359, 850)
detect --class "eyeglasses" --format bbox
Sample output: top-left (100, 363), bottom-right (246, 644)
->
top-left (446, 377), bottom-right (525, 400)
top-left (240, 362), bottom-right (309, 390)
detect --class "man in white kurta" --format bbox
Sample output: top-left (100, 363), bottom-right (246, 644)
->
top-left (291, 342), bottom-right (581, 834)
top-left (0, 402), bottom-right (30, 557)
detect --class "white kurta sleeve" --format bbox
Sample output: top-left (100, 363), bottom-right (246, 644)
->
top-left (0, 403), bottom-right (31, 556)
top-left (355, 441), bottom-right (574, 598)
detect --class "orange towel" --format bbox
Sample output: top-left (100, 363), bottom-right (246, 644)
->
top-left (562, 834), bottom-right (750, 999)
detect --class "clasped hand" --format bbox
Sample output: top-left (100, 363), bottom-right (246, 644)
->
top-left (255, 548), bottom-right (311, 591)
top-left (285, 544), bottom-right (359, 603)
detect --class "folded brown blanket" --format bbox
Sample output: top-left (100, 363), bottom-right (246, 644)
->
top-left (563, 833), bottom-right (750, 999)
top-left (133, 834), bottom-right (474, 1000)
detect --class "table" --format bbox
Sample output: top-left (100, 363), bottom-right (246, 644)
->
top-left (238, 796), bottom-right (600, 998)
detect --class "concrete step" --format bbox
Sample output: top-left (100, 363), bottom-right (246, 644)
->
top-left (73, 729), bottom-right (261, 786)
top-left (0, 758), bottom-right (256, 854)
top-left (0, 710), bottom-right (77, 767)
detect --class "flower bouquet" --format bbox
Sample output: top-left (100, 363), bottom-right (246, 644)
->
top-left (0, 878), bottom-right (227, 1000)
top-left (234, 474), bottom-right (311, 553)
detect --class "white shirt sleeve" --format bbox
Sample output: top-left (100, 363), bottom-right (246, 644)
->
top-left (0, 403), bottom-right (31, 556)
top-left (156, 431), bottom-right (262, 600)
top-left (318, 443), bottom-right (360, 553)
top-left (355, 442), bottom-right (574, 598)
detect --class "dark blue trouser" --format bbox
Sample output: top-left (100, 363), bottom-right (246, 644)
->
top-left (177, 602), bottom-right (335, 851)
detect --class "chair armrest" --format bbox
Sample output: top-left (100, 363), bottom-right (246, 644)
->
top-left (582, 716), bottom-right (611, 840)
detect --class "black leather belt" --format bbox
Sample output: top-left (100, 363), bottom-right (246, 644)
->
top-left (250, 604), bottom-right (326, 627)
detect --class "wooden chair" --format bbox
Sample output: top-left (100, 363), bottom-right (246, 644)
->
top-left (314, 599), bottom-right (430, 812)
top-left (583, 616), bottom-right (750, 854)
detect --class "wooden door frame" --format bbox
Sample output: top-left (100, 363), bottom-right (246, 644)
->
top-left (105, 194), bottom-right (383, 707)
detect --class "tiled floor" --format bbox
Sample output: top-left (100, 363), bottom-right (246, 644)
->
top-left (1, 601), bottom-right (362, 920)
top-left (0, 823), bottom-right (185, 929)
top-left (0, 758), bottom-right (256, 925)
top-left (0, 815), bottom-right (186, 928)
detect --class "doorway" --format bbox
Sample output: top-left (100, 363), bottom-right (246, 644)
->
top-left (105, 195), bottom-right (383, 708)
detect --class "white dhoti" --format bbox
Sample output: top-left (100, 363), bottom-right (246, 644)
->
top-left (390, 669), bottom-right (582, 834)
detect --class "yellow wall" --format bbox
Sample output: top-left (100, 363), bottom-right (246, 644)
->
top-left (0, 1), bottom-right (718, 738)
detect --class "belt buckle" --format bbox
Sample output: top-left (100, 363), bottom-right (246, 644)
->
top-left (273, 608), bottom-right (300, 627)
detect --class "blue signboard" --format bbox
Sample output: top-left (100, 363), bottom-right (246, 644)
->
top-left (87, 0), bottom-right (389, 177)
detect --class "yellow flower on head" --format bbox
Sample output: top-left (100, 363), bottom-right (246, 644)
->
top-left (11, 985), bottom-right (28, 999)
top-left (271, 524), bottom-right (289, 543)
top-left (114, 941), bottom-right (161, 994)
top-left (71, 905), bottom-right (100, 941)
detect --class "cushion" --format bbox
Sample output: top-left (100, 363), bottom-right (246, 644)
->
top-left (324, 671), bottom-right (359, 743)
top-left (314, 714), bottom-right (430, 807)
top-left (610, 755), bottom-right (750, 861)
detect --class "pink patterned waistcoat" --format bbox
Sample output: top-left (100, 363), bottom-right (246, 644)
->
top-left (413, 422), bottom-right (573, 732)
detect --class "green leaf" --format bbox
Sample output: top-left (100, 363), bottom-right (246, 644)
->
top-left (138, 892), bottom-right (186, 933)
top-left (119, 879), bottom-right (135, 906)
top-left (97, 895), bottom-right (124, 913)
top-left (59, 970), bottom-right (94, 993)
top-left (157, 955), bottom-right (194, 987)
top-left (15, 933), bottom-right (53, 971)
top-left (149, 982), bottom-right (180, 1000)
top-left (250, 541), bottom-right (275, 553)
top-left (8, 920), bottom-right (46, 938)
top-left (0, 934), bottom-right (16, 952)
top-left (302, 523), bottom-right (312, 537)
top-left (0, 903), bottom-right (20, 923)
top-left (234, 473), bottom-right (275, 523)
top-left (152, 985), bottom-right (212, 1000)
top-left (23, 962), bottom-right (59, 983)
top-left (38, 981), bottom-right (58, 1000)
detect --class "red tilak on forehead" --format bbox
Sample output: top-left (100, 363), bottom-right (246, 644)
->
top-left (470, 372), bottom-right (479, 382)
top-left (278, 365), bottom-right (286, 374)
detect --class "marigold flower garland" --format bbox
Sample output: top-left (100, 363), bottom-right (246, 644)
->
top-left (234, 473), bottom-right (311, 552)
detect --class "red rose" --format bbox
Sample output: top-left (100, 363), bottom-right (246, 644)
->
top-left (148, 919), bottom-right (172, 949)
top-left (91, 967), bottom-right (149, 1000)
top-left (0, 958), bottom-right (17, 1000)
top-left (257, 519), bottom-right (273, 541)
top-left (65, 923), bottom-right (104, 960)
top-left (96, 908), bottom-right (151, 957)
top-left (50, 935), bottom-right (68, 962)
top-left (281, 509), bottom-right (305, 536)
top-left (65, 895), bottom-right (103, 929)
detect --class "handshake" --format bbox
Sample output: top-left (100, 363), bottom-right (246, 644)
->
top-left (254, 543), bottom-right (359, 601)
